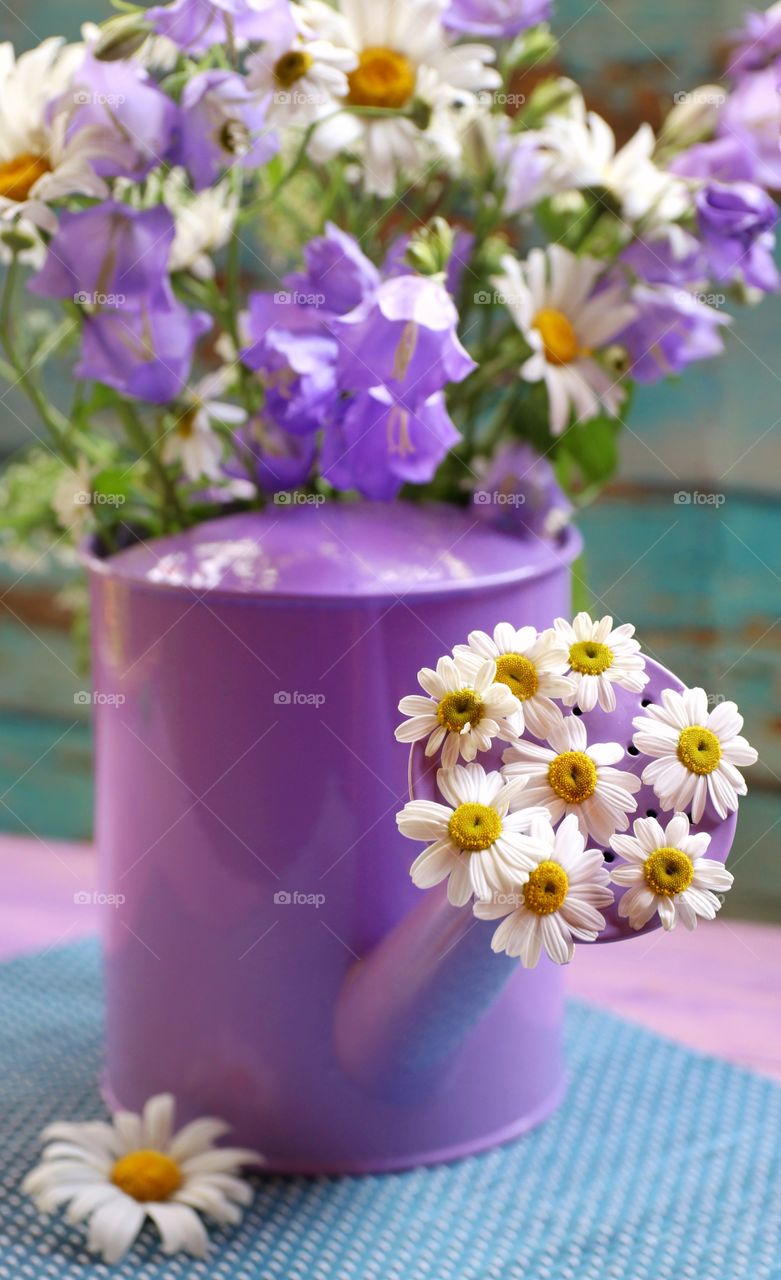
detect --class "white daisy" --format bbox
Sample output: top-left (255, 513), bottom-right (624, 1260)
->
top-left (23, 1092), bottom-right (263, 1264)
top-left (474, 812), bottom-right (613, 967)
top-left (247, 4), bottom-right (358, 127)
top-left (302, 0), bottom-right (501, 196)
top-left (166, 170), bottom-right (238, 280)
top-left (539, 103), bottom-right (691, 231)
top-left (502, 713), bottom-right (641, 845)
top-left (397, 761), bottom-right (544, 905)
top-left (633, 686), bottom-right (757, 823)
top-left (163, 371), bottom-right (247, 482)
top-left (396, 654), bottom-right (519, 768)
top-left (0, 39), bottom-right (118, 232)
top-left (553, 612), bottom-right (649, 713)
top-left (610, 812), bottom-right (733, 932)
top-left (453, 622), bottom-right (572, 740)
top-left (493, 245), bottom-right (637, 436)
top-left (52, 457), bottom-right (93, 533)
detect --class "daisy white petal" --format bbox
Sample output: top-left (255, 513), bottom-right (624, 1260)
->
top-left (146, 1201), bottom-right (209, 1257)
top-left (24, 1093), bottom-right (262, 1263)
top-left (454, 621), bottom-right (572, 739)
top-left (492, 248), bottom-right (636, 436)
top-left (474, 813), bottom-right (612, 967)
top-left (87, 1197), bottom-right (146, 1266)
top-left (502, 715), bottom-right (639, 845)
top-left (537, 104), bottom-right (690, 231)
top-left (0, 40), bottom-right (122, 230)
top-left (633, 686), bottom-right (757, 821)
top-left (302, 0), bottom-right (499, 196)
top-left (396, 653), bottom-right (518, 765)
top-left (247, 6), bottom-right (358, 129)
top-left (554, 612), bottom-right (649, 712)
top-left (610, 811), bottom-right (733, 932)
top-left (397, 762), bottom-right (542, 906)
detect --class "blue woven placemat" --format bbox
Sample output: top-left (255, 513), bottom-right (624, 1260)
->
top-left (1, 940), bottom-right (780, 1280)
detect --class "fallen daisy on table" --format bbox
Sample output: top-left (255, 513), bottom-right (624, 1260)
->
top-left (553, 612), bottom-right (648, 713)
top-left (474, 813), bottom-right (614, 967)
top-left (609, 812), bottom-right (734, 932)
top-left (22, 1092), bottom-right (263, 1264)
top-left (453, 622), bottom-right (573, 740)
top-left (632, 686), bottom-right (757, 822)
top-left (395, 653), bottom-right (518, 769)
top-left (397, 761), bottom-right (545, 906)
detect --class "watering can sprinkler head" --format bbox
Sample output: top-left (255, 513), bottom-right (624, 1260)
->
top-left (336, 654), bottom-right (741, 1101)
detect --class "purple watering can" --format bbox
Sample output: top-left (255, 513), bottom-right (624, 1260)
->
top-left (86, 502), bottom-right (736, 1173)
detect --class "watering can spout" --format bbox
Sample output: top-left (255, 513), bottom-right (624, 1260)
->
top-left (335, 885), bottom-right (533, 1103)
top-left (336, 648), bottom-right (740, 1103)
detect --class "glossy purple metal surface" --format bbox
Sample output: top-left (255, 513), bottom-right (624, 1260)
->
top-left (88, 502), bottom-right (582, 1173)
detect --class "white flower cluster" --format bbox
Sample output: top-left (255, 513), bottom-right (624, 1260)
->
top-left (396, 614), bottom-right (756, 967)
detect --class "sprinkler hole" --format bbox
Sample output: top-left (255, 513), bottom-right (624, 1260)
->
top-left (641, 699), bottom-right (653, 708)
top-left (646, 809), bottom-right (658, 819)
top-left (603, 850), bottom-right (615, 863)
top-left (572, 706), bottom-right (583, 717)
top-left (628, 744), bottom-right (639, 755)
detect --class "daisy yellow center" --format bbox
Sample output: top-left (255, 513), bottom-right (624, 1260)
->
top-left (643, 846), bottom-right (694, 897)
top-left (177, 407), bottom-right (197, 438)
top-left (274, 49), bottom-right (313, 88)
top-left (677, 725), bottom-right (722, 776)
top-left (494, 653), bottom-right (539, 702)
top-left (523, 860), bottom-right (569, 915)
top-left (111, 1149), bottom-right (182, 1202)
top-left (0, 152), bottom-right (50, 202)
top-left (568, 640), bottom-right (613, 676)
top-left (448, 802), bottom-right (502, 852)
top-left (437, 688), bottom-right (484, 733)
top-left (548, 750), bottom-right (597, 804)
top-left (347, 47), bottom-right (416, 110)
top-left (533, 308), bottom-right (580, 366)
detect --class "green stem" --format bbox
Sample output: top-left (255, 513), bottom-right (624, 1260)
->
top-left (0, 256), bottom-right (78, 465)
top-left (224, 169), bottom-right (244, 350)
top-left (117, 402), bottom-right (186, 532)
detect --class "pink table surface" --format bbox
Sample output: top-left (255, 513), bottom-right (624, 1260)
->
top-left (2, 835), bottom-right (780, 1082)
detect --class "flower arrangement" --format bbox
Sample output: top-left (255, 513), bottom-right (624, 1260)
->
top-left (0, 0), bottom-right (778, 558)
top-left (396, 615), bottom-right (757, 967)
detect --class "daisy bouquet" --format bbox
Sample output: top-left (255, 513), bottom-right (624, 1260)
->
top-left (0, 0), bottom-right (778, 557)
top-left (397, 614), bottom-right (757, 967)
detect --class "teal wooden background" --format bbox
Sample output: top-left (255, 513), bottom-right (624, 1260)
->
top-left (1, 0), bottom-right (779, 923)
